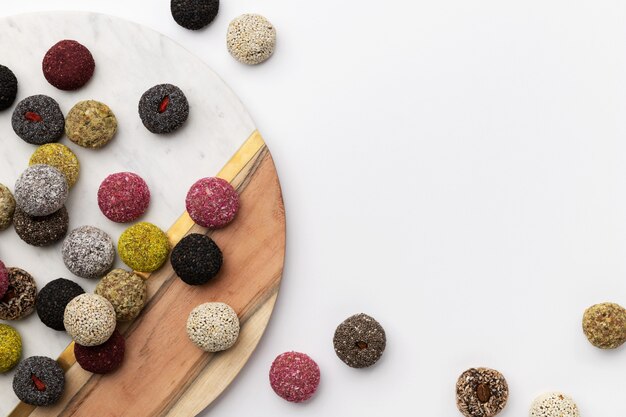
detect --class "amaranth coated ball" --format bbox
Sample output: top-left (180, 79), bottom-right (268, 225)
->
top-left (456, 367), bottom-right (508, 417)
top-left (65, 100), bottom-right (117, 149)
top-left (36, 278), bottom-right (85, 331)
top-left (12, 356), bottom-right (64, 406)
top-left (29, 143), bottom-right (80, 188)
top-left (0, 323), bottom-right (21, 373)
top-left (0, 64), bottom-right (18, 111)
top-left (138, 84), bottom-right (189, 134)
top-left (95, 269), bottom-right (146, 321)
top-left (118, 222), bottom-right (169, 272)
top-left (14, 164), bottom-right (68, 217)
top-left (530, 392), bottom-right (580, 417)
top-left (0, 260), bottom-right (8, 299)
top-left (227, 14), bottom-right (276, 65)
top-left (62, 226), bottom-right (115, 279)
top-left (186, 177), bottom-right (239, 228)
top-left (97, 172), bottom-right (150, 223)
top-left (0, 267), bottom-right (37, 320)
top-left (14, 206), bottom-right (69, 247)
top-left (269, 351), bottom-right (320, 403)
top-left (75, 329), bottom-right (125, 374)
top-left (582, 302), bottom-right (626, 349)
top-left (64, 293), bottom-right (116, 346)
top-left (0, 183), bottom-right (16, 230)
top-left (42, 40), bottom-right (95, 91)
top-left (171, 233), bottom-right (222, 285)
top-left (333, 313), bottom-right (386, 368)
top-left (186, 302), bottom-right (240, 352)
top-left (11, 95), bottom-right (65, 145)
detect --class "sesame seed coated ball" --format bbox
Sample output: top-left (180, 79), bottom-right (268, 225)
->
top-left (0, 183), bottom-right (15, 231)
top-left (63, 293), bottom-right (116, 346)
top-left (227, 14), bottom-right (276, 65)
top-left (118, 222), bottom-right (170, 272)
top-left (269, 352), bottom-right (320, 403)
top-left (0, 324), bottom-right (21, 373)
top-left (185, 177), bottom-right (239, 229)
top-left (29, 143), bottom-right (80, 188)
top-left (11, 95), bottom-right (65, 145)
top-left (529, 392), bottom-right (580, 417)
top-left (0, 261), bottom-right (8, 299)
top-left (0, 64), bottom-right (18, 111)
top-left (62, 226), bottom-right (115, 279)
top-left (186, 302), bottom-right (240, 352)
top-left (42, 40), bottom-right (95, 91)
top-left (0, 268), bottom-right (37, 320)
top-left (582, 302), bottom-right (626, 349)
top-left (14, 206), bottom-right (69, 247)
top-left (65, 100), bottom-right (117, 149)
top-left (171, 233), bottom-right (222, 285)
top-left (138, 84), bottom-right (189, 134)
top-left (14, 164), bottom-right (68, 217)
top-left (97, 172), bottom-right (150, 223)
top-left (74, 329), bottom-right (125, 374)
top-left (95, 269), bottom-right (146, 321)
top-left (12, 356), bottom-right (64, 406)
top-left (36, 278), bottom-right (85, 331)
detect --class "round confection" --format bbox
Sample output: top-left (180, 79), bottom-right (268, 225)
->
top-left (64, 293), bottom-right (116, 346)
top-left (11, 95), bottom-right (64, 145)
top-left (0, 324), bottom-right (21, 373)
top-left (0, 183), bottom-right (16, 231)
top-left (14, 206), bottom-right (69, 247)
top-left (118, 222), bottom-right (169, 272)
top-left (97, 172), bottom-right (150, 223)
top-left (95, 269), bottom-right (146, 321)
top-left (14, 164), bottom-right (68, 217)
top-left (0, 268), bottom-right (37, 320)
top-left (456, 367), bottom-right (508, 417)
top-left (171, 233), bottom-right (222, 285)
top-left (186, 177), bottom-right (239, 228)
top-left (12, 356), bottom-right (64, 406)
top-left (171, 0), bottom-right (219, 30)
top-left (65, 100), bottom-right (117, 149)
top-left (42, 40), bottom-right (95, 91)
top-left (333, 313), bottom-right (386, 368)
top-left (530, 392), bottom-right (580, 417)
top-left (0, 64), bottom-right (18, 111)
top-left (74, 329), bottom-right (125, 374)
top-left (36, 278), bottom-right (85, 331)
top-left (227, 14), bottom-right (276, 65)
top-left (138, 84), bottom-right (189, 134)
top-left (582, 302), bottom-right (626, 349)
top-left (29, 143), bottom-right (80, 188)
top-left (0, 260), bottom-right (8, 299)
top-left (62, 226), bottom-right (115, 279)
top-left (186, 302), bottom-right (239, 352)
top-left (269, 351), bottom-right (320, 403)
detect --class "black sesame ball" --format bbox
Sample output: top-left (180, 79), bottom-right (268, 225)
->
top-left (12, 356), bottom-right (65, 406)
top-left (12, 95), bottom-right (64, 145)
top-left (14, 206), bottom-right (69, 247)
top-left (171, 0), bottom-right (219, 30)
top-left (0, 64), bottom-right (18, 111)
top-left (171, 233), bottom-right (222, 285)
top-left (138, 84), bottom-right (189, 134)
top-left (36, 278), bottom-right (85, 331)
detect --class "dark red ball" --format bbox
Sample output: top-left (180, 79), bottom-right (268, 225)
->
top-left (74, 330), bottom-right (125, 374)
top-left (42, 40), bottom-right (95, 91)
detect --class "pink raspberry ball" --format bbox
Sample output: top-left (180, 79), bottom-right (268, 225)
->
top-left (185, 177), bottom-right (239, 229)
top-left (98, 172), bottom-right (150, 223)
top-left (0, 260), bottom-right (8, 299)
top-left (269, 351), bottom-right (320, 403)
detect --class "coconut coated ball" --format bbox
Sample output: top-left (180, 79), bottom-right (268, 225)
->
top-left (14, 164), bottom-right (68, 217)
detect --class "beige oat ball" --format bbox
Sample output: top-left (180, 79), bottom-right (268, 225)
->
top-left (186, 302), bottom-right (239, 352)
top-left (227, 14), bottom-right (276, 65)
top-left (582, 302), bottom-right (626, 349)
top-left (64, 294), bottom-right (116, 346)
top-left (0, 183), bottom-right (16, 231)
top-left (529, 392), bottom-right (579, 417)
top-left (95, 269), bottom-right (146, 321)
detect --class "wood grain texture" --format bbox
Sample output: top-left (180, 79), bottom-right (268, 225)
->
top-left (10, 131), bottom-right (285, 417)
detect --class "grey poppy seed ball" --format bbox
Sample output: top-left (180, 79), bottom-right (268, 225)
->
top-left (12, 356), bottom-right (64, 406)
top-left (62, 226), bottom-right (115, 279)
top-left (14, 164), bottom-right (68, 216)
top-left (227, 14), bottom-right (276, 65)
top-left (63, 293), bottom-right (116, 346)
top-left (11, 95), bottom-right (64, 145)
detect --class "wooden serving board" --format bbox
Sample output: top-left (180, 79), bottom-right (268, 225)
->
top-left (10, 130), bottom-right (285, 417)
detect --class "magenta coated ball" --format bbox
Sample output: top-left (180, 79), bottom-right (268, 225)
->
top-left (185, 177), bottom-right (239, 229)
top-left (0, 260), bottom-right (8, 299)
top-left (269, 351), bottom-right (320, 403)
top-left (97, 172), bottom-right (150, 223)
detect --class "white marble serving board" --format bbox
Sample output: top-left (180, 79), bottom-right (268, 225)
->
top-left (0, 11), bottom-right (256, 415)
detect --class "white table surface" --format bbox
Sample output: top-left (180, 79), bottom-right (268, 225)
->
top-left (2, 1), bottom-right (626, 416)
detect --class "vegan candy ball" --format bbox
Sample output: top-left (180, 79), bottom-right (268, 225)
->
top-left (0, 183), bottom-right (16, 231)
top-left (14, 164), bottom-right (68, 217)
top-left (62, 226), bottom-right (115, 279)
top-left (185, 177), bottom-right (239, 229)
top-left (95, 269), bottom-right (146, 321)
top-left (186, 302), bottom-right (240, 352)
top-left (42, 40), bottom-right (95, 91)
top-left (75, 329), bottom-right (125, 374)
top-left (0, 64), bottom-right (18, 111)
top-left (29, 143), bottom-right (80, 188)
top-left (138, 83), bottom-right (189, 134)
top-left (269, 351), bottom-right (320, 403)
top-left (36, 278), bottom-right (85, 331)
top-left (12, 356), bottom-right (65, 406)
top-left (0, 324), bottom-right (21, 373)
top-left (97, 172), bottom-right (150, 223)
top-left (171, 233), bottom-right (222, 285)
top-left (171, 0), bottom-right (219, 30)
top-left (63, 294), bottom-right (116, 346)
top-left (11, 95), bottom-right (64, 145)
top-left (227, 14), bottom-right (276, 65)
top-left (456, 367), bottom-right (508, 417)
top-left (118, 222), bottom-right (169, 272)
top-left (0, 267), bottom-right (37, 321)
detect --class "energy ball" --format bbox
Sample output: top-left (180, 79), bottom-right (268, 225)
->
top-left (138, 84), bottom-right (189, 134)
top-left (12, 356), bottom-right (64, 406)
top-left (186, 302), bottom-right (239, 352)
top-left (0, 324), bottom-right (21, 372)
top-left (0, 64), bottom-right (18, 111)
top-left (29, 143), bottom-right (80, 188)
top-left (118, 222), bottom-right (169, 272)
top-left (97, 172), bottom-right (150, 223)
top-left (64, 293), bottom-right (116, 346)
top-left (42, 40), bottom-right (95, 91)
top-left (11, 95), bottom-right (64, 145)
top-left (186, 177), bottom-right (239, 229)
top-left (0, 260), bottom-right (7, 299)
top-left (14, 164), bottom-right (68, 217)
top-left (14, 206), bottom-right (69, 247)
top-left (0, 267), bottom-right (37, 320)
top-left (582, 302), bottom-right (626, 349)
top-left (171, 233), bottom-right (222, 285)
top-left (65, 100), bottom-right (117, 149)
top-left (36, 278), bottom-right (85, 331)
top-left (333, 313), bottom-right (386, 368)
top-left (74, 329), bottom-right (125, 374)
top-left (269, 351), bottom-right (320, 403)
top-left (0, 183), bottom-right (15, 231)
top-left (456, 368), bottom-right (508, 417)
top-left (171, 0), bottom-right (218, 30)
top-left (227, 14), bottom-right (276, 65)
top-left (95, 269), bottom-right (146, 321)
top-left (530, 392), bottom-right (580, 417)
top-left (62, 226), bottom-right (115, 279)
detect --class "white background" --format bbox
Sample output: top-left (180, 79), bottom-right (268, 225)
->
top-left (2, 1), bottom-right (626, 416)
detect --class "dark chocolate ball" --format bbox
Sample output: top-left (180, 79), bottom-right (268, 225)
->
top-left (14, 206), bottom-right (69, 247)
top-left (12, 356), bottom-right (65, 406)
top-left (171, 0), bottom-right (219, 30)
top-left (74, 329), bottom-right (125, 374)
top-left (11, 95), bottom-right (64, 145)
top-left (171, 233), bottom-right (222, 285)
top-left (138, 83), bottom-right (189, 134)
top-left (36, 278), bottom-right (85, 331)
top-left (0, 64), bottom-right (18, 111)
